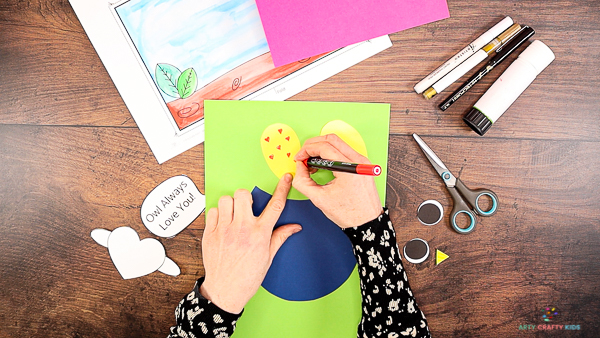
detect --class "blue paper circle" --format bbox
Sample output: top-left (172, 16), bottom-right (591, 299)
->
top-left (252, 187), bottom-right (356, 301)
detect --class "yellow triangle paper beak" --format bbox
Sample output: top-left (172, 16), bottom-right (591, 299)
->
top-left (436, 249), bottom-right (449, 265)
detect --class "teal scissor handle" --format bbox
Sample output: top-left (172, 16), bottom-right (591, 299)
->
top-left (455, 179), bottom-right (499, 216)
top-left (447, 186), bottom-right (477, 234)
top-left (446, 179), bottom-right (499, 234)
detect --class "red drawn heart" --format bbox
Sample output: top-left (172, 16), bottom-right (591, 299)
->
top-left (287, 153), bottom-right (291, 157)
top-left (278, 129), bottom-right (283, 134)
top-left (277, 145), bottom-right (281, 150)
top-left (264, 137), bottom-right (270, 142)
top-left (285, 136), bottom-right (290, 141)
top-left (269, 154), bottom-right (274, 159)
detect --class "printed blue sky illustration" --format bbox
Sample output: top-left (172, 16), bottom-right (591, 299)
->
top-left (115, 0), bottom-right (269, 102)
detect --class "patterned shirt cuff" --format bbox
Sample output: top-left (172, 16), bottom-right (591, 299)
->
top-left (342, 207), bottom-right (389, 241)
top-left (194, 277), bottom-right (245, 319)
top-left (168, 277), bottom-right (242, 337)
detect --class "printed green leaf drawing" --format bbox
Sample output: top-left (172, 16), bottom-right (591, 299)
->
top-left (155, 63), bottom-right (182, 98)
top-left (177, 68), bottom-right (198, 99)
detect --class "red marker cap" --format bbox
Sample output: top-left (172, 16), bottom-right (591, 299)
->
top-left (356, 164), bottom-right (382, 176)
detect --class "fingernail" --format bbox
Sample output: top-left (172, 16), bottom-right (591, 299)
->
top-left (292, 225), bottom-right (302, 234)
top-left (283, 173), bottom-right (292, 183)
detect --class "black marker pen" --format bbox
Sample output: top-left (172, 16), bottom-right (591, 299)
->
top-left (304, 157), bottom-right (381, 176)
top-left (439, 26), bottom-right (535, 111)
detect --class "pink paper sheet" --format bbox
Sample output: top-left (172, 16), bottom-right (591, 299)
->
top-left (255, 0), bottom-right (450, 67)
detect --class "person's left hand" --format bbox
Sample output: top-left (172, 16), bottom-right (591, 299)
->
top-left (200, 174), bottom-right (301, 314)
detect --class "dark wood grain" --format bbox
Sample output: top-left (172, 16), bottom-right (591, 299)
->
top-left (0, 125), bottom-right (207, 336)
top-left (387, 136), bottom-right (600, 337)
top-left (1, 0), bottom-right (599, 337)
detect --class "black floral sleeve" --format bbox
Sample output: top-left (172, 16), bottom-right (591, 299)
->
top-left (169, 208), bottom-right (429, 338)
top-left (343, 208), bottom-right (431, 338)
top-left (167, 277), bottom-right (241, 338)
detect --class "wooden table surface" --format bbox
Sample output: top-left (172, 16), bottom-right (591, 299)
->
top-left (1, 0), bottom-right (599, 337)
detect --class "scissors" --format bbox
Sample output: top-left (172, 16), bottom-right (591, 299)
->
top-left (413, 133), bottom-right (498, 234)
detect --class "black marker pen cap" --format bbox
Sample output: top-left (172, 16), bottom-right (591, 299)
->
top-left (463, 108), bottom-right (492, 136)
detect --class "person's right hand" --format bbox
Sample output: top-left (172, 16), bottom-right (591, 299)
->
top-left (292, 134), bottom-right (383, 229)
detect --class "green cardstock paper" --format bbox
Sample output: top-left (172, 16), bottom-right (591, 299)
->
top-left (234, 265), bottom-right (362, 338)
top-left (204, 100), bottom-right (390, 204)
top-left (204, 100), bottom-right (390, 338)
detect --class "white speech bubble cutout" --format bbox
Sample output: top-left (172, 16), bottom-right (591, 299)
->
top-left (91, 227), bottom-right (180, 279)
top-left (141, 175), bottom-right (205, 238)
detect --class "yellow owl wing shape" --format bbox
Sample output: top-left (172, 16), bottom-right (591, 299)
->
top-left (320, 120), bottom-right (368, 157)
top-left (261, 123), bottom-right (301, 178)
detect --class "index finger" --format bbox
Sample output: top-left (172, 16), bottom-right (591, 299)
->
top-left (258, 173), bottom-right (292, 228)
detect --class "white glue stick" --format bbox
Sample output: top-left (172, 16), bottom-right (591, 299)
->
top-left (463, 40), bottom-right (555, 136)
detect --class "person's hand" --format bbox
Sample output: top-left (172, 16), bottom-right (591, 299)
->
top-left (292, 134), bottom-right (383, 229)
top-left (200, 174), bottom-right (301, 314)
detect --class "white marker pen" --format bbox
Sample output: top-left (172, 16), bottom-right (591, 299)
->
top-left (463, 40), bottom-right (555, 136)
top-left (413, 16), bottom-right (513, 94)
top-left (423, 24), bottom-right (522, 99)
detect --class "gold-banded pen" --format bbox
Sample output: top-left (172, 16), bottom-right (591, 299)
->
top-left (423, 23), bottom-right (522, 100)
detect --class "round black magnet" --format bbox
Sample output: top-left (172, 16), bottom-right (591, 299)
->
top-left (417, 200), bottom-right (443, 226)
top-left (403, 238), bottom-right (430, 264)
